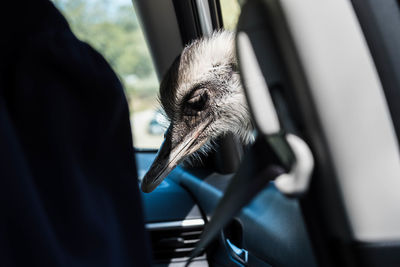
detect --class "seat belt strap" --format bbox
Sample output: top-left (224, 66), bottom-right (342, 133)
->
top-left (185, 136), bottom-right (286, 265)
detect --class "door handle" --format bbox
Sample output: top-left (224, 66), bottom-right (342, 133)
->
top-left (226, 238), bottom-right (248, 265)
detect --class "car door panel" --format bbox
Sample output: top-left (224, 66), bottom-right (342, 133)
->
top-left (169, 167), bottom-right (317, 267)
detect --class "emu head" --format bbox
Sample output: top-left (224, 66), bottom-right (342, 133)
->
top-left (141, 31), bottom-right (253, 193)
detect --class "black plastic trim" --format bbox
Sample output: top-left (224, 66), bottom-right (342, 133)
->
top-left (354, 241), bottom-right (400, 267)
top-left (172, 0), bottom-right (202, 45)
top-left (350, 0), bottom-right (400, 147)
top-left (208, 0), bottom-right (224, 29)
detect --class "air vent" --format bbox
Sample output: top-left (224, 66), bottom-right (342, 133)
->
top-left (146, 219), bottom-right (205, 263)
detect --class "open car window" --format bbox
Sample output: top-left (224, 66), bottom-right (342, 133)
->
top-left (52, 0), bottom-right (164, 149)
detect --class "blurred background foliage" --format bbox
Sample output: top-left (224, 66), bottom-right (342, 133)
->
top-left (220, 0), bottom-right (241, 30)
top-left (53, 0), bottom-right (159, 113)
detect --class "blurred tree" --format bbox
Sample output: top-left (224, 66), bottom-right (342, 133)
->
top-left (220, 0), bottom-right (241, 30)
top-left (53, 0), bottom-right (156, 81)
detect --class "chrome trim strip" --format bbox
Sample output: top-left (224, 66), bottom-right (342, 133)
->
top-left (195, 0), bottom-right (213, 36)
top-left (146, 219), bottom-right (205, 230)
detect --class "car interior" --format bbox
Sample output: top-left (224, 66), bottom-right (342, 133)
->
top-left (50, 0), bottom-right (400, 266)
top-left (132, 0), bottom-right (400, 266)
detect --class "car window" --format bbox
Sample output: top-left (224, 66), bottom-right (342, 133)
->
top-left (52, 0), bottom-right (164, 149)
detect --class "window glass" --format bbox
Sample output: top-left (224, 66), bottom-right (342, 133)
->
top-left (220, 0), bottom-right (242, 30)
top-left (52, 0), bottom-right (164, 149)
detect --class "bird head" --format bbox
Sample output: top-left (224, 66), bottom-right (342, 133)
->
top-left (141, 31), bottom-right (253, 193)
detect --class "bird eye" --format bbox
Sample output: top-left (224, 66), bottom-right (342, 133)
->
top-left (183, 88), bottom-right (208, 116)
top-left (187, 93), bottom-right (207, 110)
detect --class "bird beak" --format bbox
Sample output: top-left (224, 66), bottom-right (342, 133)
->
top-left (140, 119), bottom-right (212, 193)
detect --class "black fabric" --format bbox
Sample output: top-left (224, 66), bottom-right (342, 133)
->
top-left (0, 1), bottom-right (151, 266)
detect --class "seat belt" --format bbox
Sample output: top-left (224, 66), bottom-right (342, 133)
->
top-left (185, 29), bottom-right (314, 266)
top-left (185, 136), bottom-right (285, 266)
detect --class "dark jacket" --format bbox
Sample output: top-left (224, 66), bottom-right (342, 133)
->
top-left (0, 1), bottom-right (151, 266)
